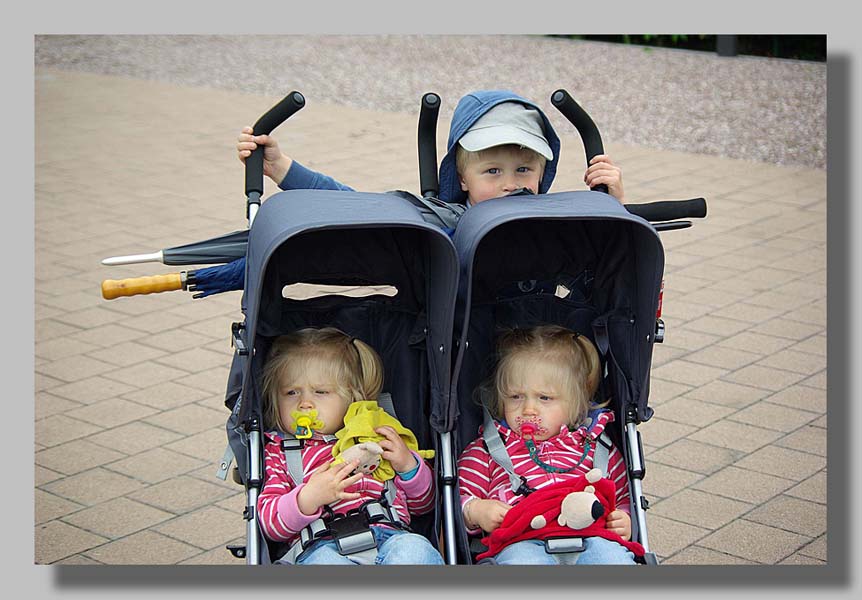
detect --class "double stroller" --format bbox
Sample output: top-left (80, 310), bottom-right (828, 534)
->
top-left (102, 90), bottom-right (706, 566)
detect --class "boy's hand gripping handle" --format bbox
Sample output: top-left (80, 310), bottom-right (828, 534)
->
top-left (418, 92), bottom-right (441, 198)
top-left (244, 91), bottom-right (306, 202)
top-left (550, 89), bottom-right (608, 194)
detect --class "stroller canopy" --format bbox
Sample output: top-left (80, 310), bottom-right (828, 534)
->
top-left (237, 189), bottom-right (458, 438)
top-left (448, 191), bottom-right (665, 447)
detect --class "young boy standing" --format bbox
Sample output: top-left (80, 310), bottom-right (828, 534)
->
top-left (236, 89), bottom-right (625, 207)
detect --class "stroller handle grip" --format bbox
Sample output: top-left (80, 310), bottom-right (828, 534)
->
top-left (625, 197), bottom-right (708, 222)
top-left (101, 273), bottom-right (184, 300)
top-left (550, 89), bottom-right (608, 195)
top-left (245, 91), bottom-right (306, 198)
top-left (418, 92), bottom-right (441, 198)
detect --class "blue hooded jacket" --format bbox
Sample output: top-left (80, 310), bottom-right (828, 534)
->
top-left (438, 90), bottom-right (561, 205)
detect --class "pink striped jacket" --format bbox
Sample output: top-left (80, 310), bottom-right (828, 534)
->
top-left (457, 411), bottom-right (630, 534)
top-left (258, 432), bottom-right (436, 546)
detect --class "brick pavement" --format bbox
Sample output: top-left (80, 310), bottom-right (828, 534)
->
top-left (34, 68), bottom-right (827, 565)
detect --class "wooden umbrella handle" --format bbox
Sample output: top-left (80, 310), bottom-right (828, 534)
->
top-left (101, 273), bottom-right (184, 300)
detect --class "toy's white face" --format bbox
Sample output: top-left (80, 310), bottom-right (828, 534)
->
top-left (501, 356), bottom-right (571, 442)
top-left (277, 360), bottom-right (350, 435)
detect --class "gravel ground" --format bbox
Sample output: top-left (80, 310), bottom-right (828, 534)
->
top-left (35, 34), bottom-right (827, 169)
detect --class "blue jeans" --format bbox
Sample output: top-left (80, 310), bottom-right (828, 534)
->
top-left (296, 526), bottom-right (444, 565)
top-left (493, 537), bottom-right (636, 565)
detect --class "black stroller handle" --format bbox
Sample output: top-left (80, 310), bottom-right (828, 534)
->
top-left (418, 92), bottom-right (441, 198)
top-left (550, 89), bottom-right (608, 195)
top-left (625, 197), bottom-right (708, 222)
top-left (245, 91), bottom-right (306, 198)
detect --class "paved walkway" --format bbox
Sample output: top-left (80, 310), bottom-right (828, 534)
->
top-left (34, 68), bottom-right (826, 566)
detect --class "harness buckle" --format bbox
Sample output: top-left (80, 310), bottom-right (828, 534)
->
top-left (327, 511), bottom-right (377, 555)
top-left (544, 537), bottom-right (585, 554)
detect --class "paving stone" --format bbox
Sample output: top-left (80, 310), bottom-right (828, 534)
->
top-left (648, 396), bottom-right (735, 428)
top-left (163, 427), bottom-right (231, 462)
top-left (683, 379), bottom-right (769, 409)
top-left (785, 471), bottom-right (827, 504)
top-left (661, 545), bottom-right (757, 565)
top-left (692, 465), bottom-right (796, 505)
top-left (143, 403), bottom-right (226, 435)
top-left (105, 447), bottom-right (208, 484)
top-left (774, 424), bottom-right (828, 456)
top-left (734, 445), bottom-right (826, 481)
top-left (180, 366), bottom-right (233, 397)
top-left (35, 415), bottom-right (103, 448)
top-left (35, 391), bottom-right (84, 420)
top-left (35, 337), bottom-right (101, 361)
top-left (710, 302), bottom-right (790, 325)
top-left (728, 401), bottom-right (820, 433)
top-left (35, 439), bottom-right (127, 475)
top-left (127, 475), bottom-right (236, 514)
top-left (66, 323), bottom-right (148, 348)
top-left (35, 489), bottom-right (86, 524)
top-left (154, 346), bottom-right (229, 373)
top-left (83, 530), bottom-right (200, 565)
top-left (800, 370), bottom-right (827, 390)
top-left (638, 416), bottom-right (697, 448)
top-left (699, 520), bottom-right (811, 564)
top-left (764, 385), bottom-right (826, 413)
top-left (644, 513), bottom-right (710, 558)
top-left (645, 378), bottom-right (693, 406)
top-left (64, 397), bottom-right (160, 428)
top-left (36, 354), bottom-right (117, 383)
top-left (87, 421), bottom-right (183, 454)
top-left (749, 318), bottom-right (823, 341)
top-left (718, 331), bottom-right (795, 355)
top-left (61, 496), bottom-right (175, 539)
top-left (797, 535), bottom-right (827, 561)
top-left (120, 379), bottom-right (212, 411)
top-left (685, 345), bottom-right (763, 370)
top-left (756, 348), bottom-right (827, 376)
top-left (41, 468), bottom-right (147, 506)
top-left (47, 375), bottom-right (138, 405)
top-left (723, 364), bottom-right (807, 392)
top-left (86, 341), bottom-right (169, 367)
top-left (651, 488), bottom-right (753, 530)
top-left (648, 439), bottom-right (743, 475)
top-left (651, 360), bottom-right (728, 388)
top-left (179, 545), bottom-right (246, 565)
top-left (744, 495), bottom-right (827, 538)
top-left (154, 505), bottom-right (241, 550)
top-left (681, 315), bottom-right (754, 338)
top-left (35, 464), bottom-right (65, 486)
top-left (639, 462), bottom-right (704, 500)
top-left (689, 419), bottom-right (783, 453)
top-left (779, 552), bottom-right (826, 565)
top-left (35, 520), bottom-right (110, 564)
top-left (100, 361), bottom-right (188, 389)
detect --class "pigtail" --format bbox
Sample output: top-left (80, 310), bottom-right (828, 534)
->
top-left (572, 333), bottom-right (602, 403)
top-left (350, 337), bottom-right (384, 402)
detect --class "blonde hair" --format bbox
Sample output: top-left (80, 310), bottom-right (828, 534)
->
top-left (261, 327), bottom-right (384, 431)
top-left (455, 144), bottom-right (547, 179)
top-left (487, 325), bottom-right (604, 428)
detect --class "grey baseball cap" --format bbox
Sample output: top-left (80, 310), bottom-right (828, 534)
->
top-left (457, 102), bottom-right (553, 160)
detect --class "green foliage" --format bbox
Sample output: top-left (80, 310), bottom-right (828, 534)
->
top-left (552, 35), bottom-right (825, 62)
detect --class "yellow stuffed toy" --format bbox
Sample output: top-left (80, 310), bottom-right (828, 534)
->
top-left (332, 400), bottom-right (435, 481)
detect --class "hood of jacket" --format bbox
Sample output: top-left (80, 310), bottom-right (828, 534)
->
top-left (439, 90), bottom-right (561, 205)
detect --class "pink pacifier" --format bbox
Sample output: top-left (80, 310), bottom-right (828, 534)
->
top-left (519, 422), bottom-right (538, 438)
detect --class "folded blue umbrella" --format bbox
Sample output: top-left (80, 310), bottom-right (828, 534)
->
top-left (187, 257), bottom-right (246, 298)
